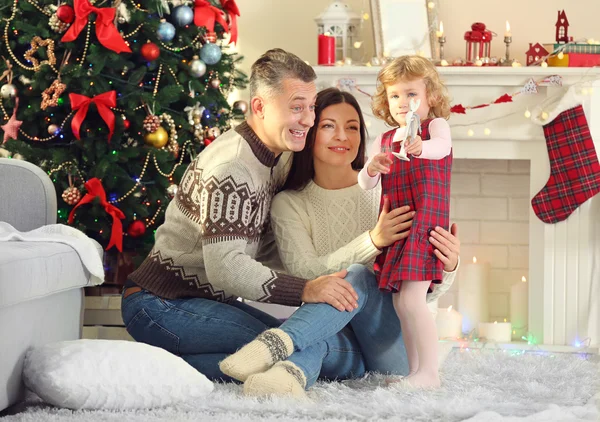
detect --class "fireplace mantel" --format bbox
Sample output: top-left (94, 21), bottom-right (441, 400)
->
top-left (313, 66), bottom-right (600, 346)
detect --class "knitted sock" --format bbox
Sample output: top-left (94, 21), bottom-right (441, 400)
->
top-left (243, 361), bottom-right (308, 399)
top-left (219, 328), bottom-right (294, 382)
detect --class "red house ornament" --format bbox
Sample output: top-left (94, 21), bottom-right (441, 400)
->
top-left (555, 10), bottom-right (569, 43)
top-left (525, 42), bottom-right (549, 66)
top-left (464, 22), bottom-right (493, 63)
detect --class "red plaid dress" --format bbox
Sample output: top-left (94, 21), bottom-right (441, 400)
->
top-left (373, 119), bottom-right (452, 292)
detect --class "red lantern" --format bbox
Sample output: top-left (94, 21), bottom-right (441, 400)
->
top-left (140, 42), bottom-right (160, 62)
top-left (464, 22), bottom-right (493, 63)
top-left (127, 220), bottom-right (146, 237)
top-left (56, 4), bottom-right (75, 24)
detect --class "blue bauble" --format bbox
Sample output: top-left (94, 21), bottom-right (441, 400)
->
top-left (200, 43), bottom-right (222, 65)
top-left (172, 5), bottom-right (194, 27)
top-left (157, 21), bottom-right (176, 42)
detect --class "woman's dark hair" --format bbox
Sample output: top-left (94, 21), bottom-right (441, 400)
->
top-left (283, 88), bottom-right (367, 191)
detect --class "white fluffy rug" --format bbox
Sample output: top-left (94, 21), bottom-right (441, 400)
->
top-left (3, 349), bottom-right (599, 422)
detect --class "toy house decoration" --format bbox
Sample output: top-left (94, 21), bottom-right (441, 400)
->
top-left (555, 10), bottom-right (569, 43)
top-left (464, 22), bottom-right (493, 63)
top-left (315, 1), bottom-right (361, 62)
top-left (525, 42), bottom-right (549, 66)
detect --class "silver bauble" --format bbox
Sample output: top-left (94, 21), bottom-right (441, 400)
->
top-left (189, 57), bottom-right (207, 77)
top-left (1, 84), bottom-right (17, 98)
top-left (200, 43), bottom-right (222, 65)
top-left (172, 5), bottom-right (194, 26)
top-left (210, 78), bottom-right (221, 89)
top-left (233, 100), bottom-right (248, 114)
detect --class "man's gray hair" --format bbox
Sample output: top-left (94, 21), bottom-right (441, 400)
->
top-left (249, 49), bottom-right (316, 101)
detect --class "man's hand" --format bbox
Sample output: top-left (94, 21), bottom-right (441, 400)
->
top-left (369, 196), bottom-right (414, 249)
top-left (367, 153), bottom-right (392, 177)
top-left (301, 269), bottom-right (359, 312)
top-left (405, 135), bottom-right (423, 156)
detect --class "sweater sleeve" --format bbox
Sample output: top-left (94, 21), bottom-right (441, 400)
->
top-left (200, 163), bottom-right (308, 306)
top-left (417, 118), bottom-right (452, 160)
top-left (270, 191), bottom-right (381, 279)
top-left (358, 133), bottom-right (383, 190)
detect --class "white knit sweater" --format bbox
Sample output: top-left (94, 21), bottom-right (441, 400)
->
top-left (270, 180), bottom-right (457, 283)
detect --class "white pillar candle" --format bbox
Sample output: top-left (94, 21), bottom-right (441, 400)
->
top-left (458, 256), bottom-right (490, 335)
top-left (479, 321), bottom-right (512, 343)
top-left (436, 305), bottom-right (463, 339)
top-left (510, 276), bottom-right (529, 340)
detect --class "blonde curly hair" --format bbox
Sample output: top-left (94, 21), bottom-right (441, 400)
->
top-left (372, 55), bottom-right (451, 127)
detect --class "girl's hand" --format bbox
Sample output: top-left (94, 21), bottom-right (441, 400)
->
top-left (405, 135), bottom-right (422, 156)
top-left (369, 196), bottom-right (415, 249)
top-left (367, 153), bottom-right (393, 177)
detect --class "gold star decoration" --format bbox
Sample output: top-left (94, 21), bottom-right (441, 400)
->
top-left (2, 98), bottom-right (22, 144)
top-left (24, 36), bottom-right (56, 70)
top-left (41, 78), bottom-right (66, 110)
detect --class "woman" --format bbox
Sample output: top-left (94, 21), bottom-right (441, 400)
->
top-left (219, 88), bottom-right (460, 397)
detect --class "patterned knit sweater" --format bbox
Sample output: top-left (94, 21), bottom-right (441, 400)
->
top-left (129, 122), bottom-right (308, 306)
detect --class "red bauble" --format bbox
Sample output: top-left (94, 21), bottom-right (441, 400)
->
top-left (56, 4), bottom-right (75, 23)
top-left (127, 220), bottom-right (146, 237)
top-left (203, 139), bottom-right (212, 146)
top-left (123, 119), bottom-right (130, 130)
top-left (140, 42), bottom-right (160, 62)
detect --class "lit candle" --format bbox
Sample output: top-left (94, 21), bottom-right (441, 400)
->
top-left (317, 33), bottom-right (335, 66)
top-left (479, 320), bottom-right (512, 343)
top-left (436, 21), bottom-right (444, 38)
top-left (458, 257), bottom-right (490, 335)
top-left (436, 305), bottom-right (463, 339)
top-left (510, 276), bottom-right (528, 340)
top-left (504, 21), bottom-right (511, 37)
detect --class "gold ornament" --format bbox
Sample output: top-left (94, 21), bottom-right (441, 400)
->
top-left (144, 126), bottom-right (169, 148)
top-left (24, 36), bottom-right (57, 70)
top-left (41, 78), bottom-right (66, 110)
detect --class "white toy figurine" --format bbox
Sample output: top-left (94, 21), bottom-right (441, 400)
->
top-left (392, 98), bottom-right (421, 162)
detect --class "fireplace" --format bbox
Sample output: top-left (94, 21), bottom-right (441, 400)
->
top-left (313, 66), bottom-right (600, 347)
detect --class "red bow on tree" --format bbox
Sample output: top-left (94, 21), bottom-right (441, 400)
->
top-left (68, 178), bottom-right (125, 252)
top-left (194, 0), bottom-right (228, 33)
top-left (61, 0), bottom-right (132, 54)
top-left (69, 91), bottom-right (117, 142)
top-left (220, 0), bottom-right (240, 45)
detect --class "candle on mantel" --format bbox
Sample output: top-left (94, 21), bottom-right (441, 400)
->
top-left (504, 21), bottom-right (511, 37)
top-left (436, 305), bottom-right (463, 339)
top-left (510, 275), bottom-right (528, 340)
top-left (479, 320), bottom-right (512, 343)
top-left (317, 33), bottom-right (335, 66)
top-left (436, 21), bottom-right (444, 38)
top-left (458, 256), bottom-right (490, 335)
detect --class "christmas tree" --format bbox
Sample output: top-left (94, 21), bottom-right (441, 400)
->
top-left (0, 0), bottom-right (247, 261)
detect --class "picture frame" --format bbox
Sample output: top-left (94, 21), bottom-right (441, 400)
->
top-left (370, 0), bottom-right (439, 59)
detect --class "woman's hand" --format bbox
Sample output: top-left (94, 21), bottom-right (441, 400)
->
top-left (367, 153), bottom-right (393, 177)
top-left (429, 223), bottom-right (460, 272)
top-left (405, 135), bottom-right (422, 156)
top-left (369, 196), bottom-right (415, 249)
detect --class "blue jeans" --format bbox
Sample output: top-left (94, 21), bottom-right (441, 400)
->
top-left (121, 264), bottom-right (408, 388)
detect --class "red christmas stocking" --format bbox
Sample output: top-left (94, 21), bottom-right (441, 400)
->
top-left (531, 103), bottom-right (600, 224)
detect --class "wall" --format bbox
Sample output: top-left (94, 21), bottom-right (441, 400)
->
top-left (438, 159), bottom-right (530, 322)
top-left (232, 0), bottom-right (599, 99)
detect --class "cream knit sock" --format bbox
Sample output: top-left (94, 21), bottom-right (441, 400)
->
top-left (243, 361), bottom-right (308, 399)
top-left (219, 328), bottom-right (294, 382)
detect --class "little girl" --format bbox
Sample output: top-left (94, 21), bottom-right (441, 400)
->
top-left (358, 55), bottom-right (452, 389)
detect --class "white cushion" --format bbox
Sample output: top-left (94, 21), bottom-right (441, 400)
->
top-left (23, 339), bottom-right (213, 410)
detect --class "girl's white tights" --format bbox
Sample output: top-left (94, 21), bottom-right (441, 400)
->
top-left (391, 280), bottom-right (440, 388)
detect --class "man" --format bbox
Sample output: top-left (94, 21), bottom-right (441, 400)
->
top-left (121, 49), bottom-right (360, 379)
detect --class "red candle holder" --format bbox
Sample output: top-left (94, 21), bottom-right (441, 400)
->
top-left (464, 22), bottom-right (493, 63)
top-left (318, 34), bottom-right (335, 66)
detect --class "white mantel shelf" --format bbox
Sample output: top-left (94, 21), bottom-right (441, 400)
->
top-left (313, 66), bottom-right (600, 347)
